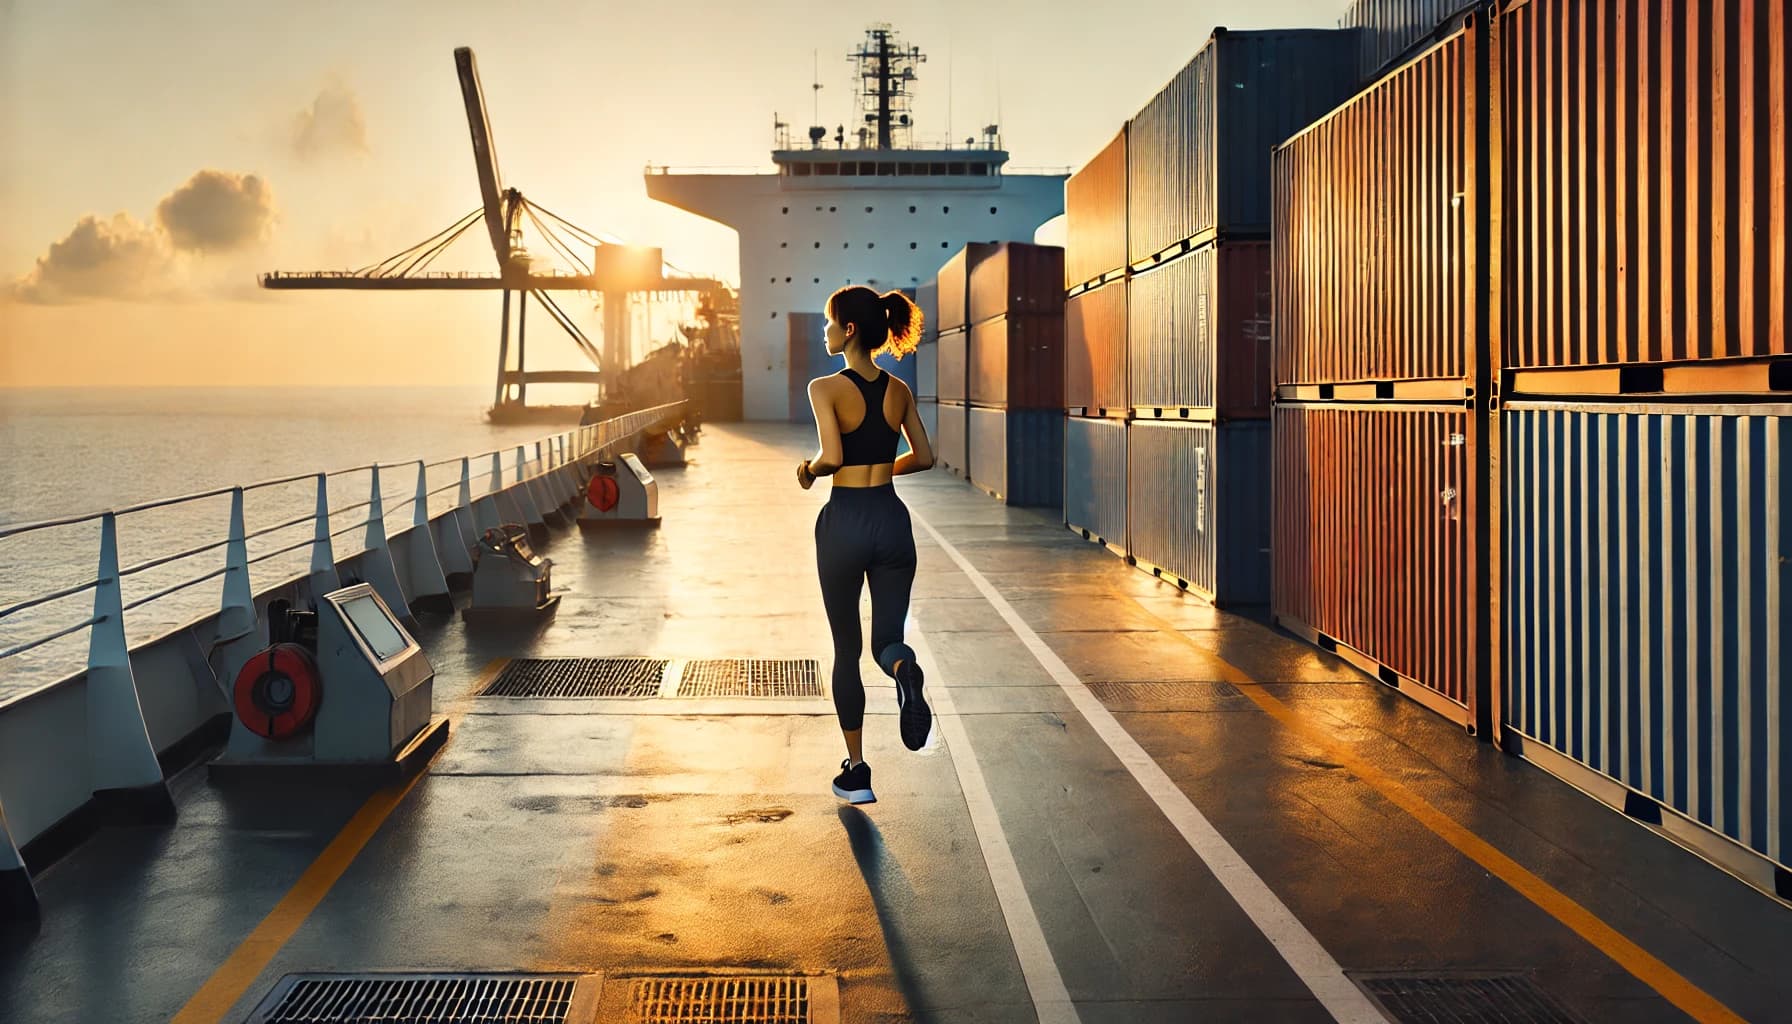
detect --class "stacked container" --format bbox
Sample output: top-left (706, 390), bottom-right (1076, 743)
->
top-left (1271, 13), bottom-right (1491, 728)
top-left (1065, 129), bottom-right (1131, 552)
top-left (1122, 27), bottom-right (1356, 606)
top-left (963, 242), bottom-right (1065, 507)
top-left (932, 245), bottom-right (995, 479)
top-left (1492, 0), bottom-right (1790, 899)
top-left (1341, 0), bottom-right (1483, 84)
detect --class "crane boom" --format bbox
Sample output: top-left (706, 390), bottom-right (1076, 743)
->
top-left (454, 47), bottom-right (513, 267)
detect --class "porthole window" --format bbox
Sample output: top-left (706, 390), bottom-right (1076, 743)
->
top-left (814, 242), bottom-right (821, 249)
top-left (865, 206), bottom-right (874, 213)
top-left (771, 311), bottom-right (778, 318)
top-left (940, 242), bottom-right (949, 248)
top-left (769, 277), bottom-right (776, 283)
top-left (942, 206), bottom-right (950, 214)
top-left (781, 206), bottom-right (789, 214)
top-left (867, 243), bottom-right (875, 249)
top-left (909, 242), bottom-right (917, 249)
top-left (813, 277), bottom-right (820, 283)
top-left (908, 205), bottom-right (917, 213)
top-left (829, 205), bottom-right (837, 212)
top-left (989, 206), bottom-right (998, 214)
top-left (843, 242), bottom-right (850, 249)
top-left (784, 276), bottom-right (792, 282)
top-left (780, 242), bottom-right (788, 248)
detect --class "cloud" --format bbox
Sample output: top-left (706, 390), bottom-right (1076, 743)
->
top-left (7, 213), bottom-right (175, 304)
top-left (155, 170), bottom-right (276, 252)
top-left (292, 82), bottom-right (369, 160)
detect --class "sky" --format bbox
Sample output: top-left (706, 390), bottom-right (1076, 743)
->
top-left (0, 0), bottom-right (1347, 388)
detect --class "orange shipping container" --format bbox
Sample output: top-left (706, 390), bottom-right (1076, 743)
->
top-left (1066, 279), bottom-right (1128, 414)
top-left (968, 243), bottom-right (1066, 325)
top-left (1066, 129), bottom-right (1128, 290)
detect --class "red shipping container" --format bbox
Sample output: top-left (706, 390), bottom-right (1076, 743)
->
top-left (937, 328), bottom-right (968, 402)
top-left (969, 243), bottom-right (1066, 325)
top-left (1129, 241), bottom-right (1274, 417)
top-left (936, 243), bottom-right (1000, 333)
top-left (1066, 128), bottom-right (1128, 290)
top-left (1272, 402), bottom-right (1486, 730)
top-left (1500, 0), bottom-right (1791, 372)
top-left (1273, 18), bottom-right (1483, 387)
top-left (969, 314), bottom-right (1066, 409)
top-left (1066, 278), bottom-right (1128, 414)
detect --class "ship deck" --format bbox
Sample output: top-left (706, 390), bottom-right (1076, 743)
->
top-left (3, 422), bottom-right (1788, 1024)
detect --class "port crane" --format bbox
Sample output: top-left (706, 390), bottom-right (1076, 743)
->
top-left (260, 47), bottom-right (721, 422)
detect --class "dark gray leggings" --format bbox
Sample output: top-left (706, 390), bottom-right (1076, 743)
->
top-left (814, 484), bottom-right (917, 732)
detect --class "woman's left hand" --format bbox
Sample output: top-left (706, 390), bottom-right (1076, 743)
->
top-left (797, 460), bottom-right (815, 490)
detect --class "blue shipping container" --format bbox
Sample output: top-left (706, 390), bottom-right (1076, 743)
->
top-left (968, 407), bottom-right (1065, 509)
top-left (1503, 402), bottom-right (1789, 873)
top-left (1128, 419), bottom-right (1271, 604)
top-left (1065, 417), bottom-right (1127, 550)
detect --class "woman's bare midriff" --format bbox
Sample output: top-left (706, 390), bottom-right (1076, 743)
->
top-left (831, 464), bottom-right (895, 487)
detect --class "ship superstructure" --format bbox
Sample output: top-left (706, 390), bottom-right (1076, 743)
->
top-left (646, 24), bottom-right (1065, 421)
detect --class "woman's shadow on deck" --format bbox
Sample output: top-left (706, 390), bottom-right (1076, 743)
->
top-left (838, 805), bottom-right (935, 1016)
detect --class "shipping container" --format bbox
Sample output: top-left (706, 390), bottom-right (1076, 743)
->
top-left (917, 278), bottom-right (939, 347)
top-left (787, 312), bottom-right (830, 425)
top-left (1129, 241), bottom-right (1273, 417)
top-left (1066, 128), bottom-right (1129, 290)
top-left (916, 340), bottom-right (938, 400)
top-left (1273, 19), bottom-right (1485, 388)
top-left (937, 242), bottom-right (1000, 333)
top-left (968, 242), bottom-right (1067, 325)
top-left (1501, 401), bottom-right (1789, 878)
top-left (968, 407), bottom-right (1065, 508)
top-left (1064, 417), bottom-right (1128, 550)
top-left (938, 328), bottom-right (968, 403)
top-left (1343, 0), bottom-right (1482, 84)
top-left (1066, 277), bottom-right (1129, 415)
top-left (1128, 419), bottom-right (1272, 605)
top-left (1499, 0), bottom-right (1792, 376)
top-left (1128, 28), bottom-right (1358, 266)
top-left (1273, 403), bottom-right (1485, 728)
top-left (969, 313), bottom-right (1067, 410)
top-left (937, 400), bottom-right (969, 478)
top-left (918, 399), bottom-right (939, 458)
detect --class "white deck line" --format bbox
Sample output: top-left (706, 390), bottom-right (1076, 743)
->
top-left (908, 626), bottom-right (1082, 1024)
top-left (911, 510), bottom-right (1389, 1024)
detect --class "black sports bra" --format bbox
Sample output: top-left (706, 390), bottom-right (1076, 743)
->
top-left (837, 368), bottom-right (901, 466)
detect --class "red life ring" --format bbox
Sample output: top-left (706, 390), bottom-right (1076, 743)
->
top-left (232, 643), bottom-right (322, 740)
top-left (587, 474), bottom-right (620, 512)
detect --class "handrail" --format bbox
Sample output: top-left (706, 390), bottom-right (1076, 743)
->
top-left (0, 402), bottom-right (686, 687)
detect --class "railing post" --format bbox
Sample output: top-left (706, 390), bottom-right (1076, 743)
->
top-left (436, 459), bottom-right (476, 586)
top-left (355, 465), bottom-right (414, 623)
top-left (219, 488), bottom-right (256, 644)
top-left (403, 461), bottom-right (453, 612)
top-left (0, 793), bottom-right (37, 921)
top-left (308, 473), bottom-right (340, 598)
top-left (512, 446), bottom-right (547, 530)
top-left (523, 441), bottom-right (560, 526)
top-left (88, 513), bottom-right (175, 824)
top-left (556, 435), bottom-right (579, 507)
top-left (477, 452), bottom-right (511, 533)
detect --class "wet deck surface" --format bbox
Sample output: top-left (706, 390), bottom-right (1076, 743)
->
top-left (3, 422), bottom-right (1789, 1024)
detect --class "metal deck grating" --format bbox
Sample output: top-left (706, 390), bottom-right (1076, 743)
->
top-left (1083, 681), bottom-right (1244, 705)
top-left (249, 974), bottom-right (580, 1023)
top-left (676, 660), bottom-right (823, 698)
top-left (1355, 974), bottom-right (1588, 1024)
top-left (629, 976), bottom-right (810, 1023)
top-left (482, 658), bottom-right (666, 698)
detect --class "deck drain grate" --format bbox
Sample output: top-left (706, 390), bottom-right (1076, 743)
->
top-left (248, 973), bottom-right (582, 1023)
top-left (677, 660), bottom-right (824, 698)
top-left (1354, 973), bottom-right (1588, 1024)
top-left (1084, 681), bottom-right (1244, 705)
top-left (629, 975), bottom-right (810, 1023)
top-left (482, 658), bottom-right (666, 698)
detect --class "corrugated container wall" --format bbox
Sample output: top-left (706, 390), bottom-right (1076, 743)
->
top-left (969, 314), bottom-right (1067, 409)
top-left (1273, 404), bottom-right (1482, 725)
top-left (1064, 417), bottom-right (1128, 549)
top-left (937, 243), bottom-right (1000, 333)
top-left (968, 408), bottom-right (1065, 508)
top-left (1343, 0), bottom-right (1482, 83)
top-left (1128, 28), bottom-right (1358, 265)
top-left (1129, 241), bottom-right (1273, 416)
top-left (969, 243), bottom-right (1066, 325)
top-left (787, 312), bottom-right (829, 425)
top-left (938, 328), bottom-right (968, 403)
top-left (917, 278), bottom-right (939, 347)
top-left (1128, 420), bottom-right (1271, 604)
top-left (1273, 20), bottom-right (1482, 387)
top-left (1502, 402), bottom-right (1789, 870)
top-left (1066, 128), bottom-right (1129, 289)
top-left (1066, 279), bottom-right (1129, 414)
top-left (937, 401), bottom-right (969, 478)
top-left (916, 341), bottom-right (938, 400)
top-left (1500, 0), bottom-right (1791, 371)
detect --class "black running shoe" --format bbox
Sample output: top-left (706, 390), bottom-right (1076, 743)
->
top-left (832, 758), bottom-right (875, 804)
top-left (895, 660), bottom-right (932, 751)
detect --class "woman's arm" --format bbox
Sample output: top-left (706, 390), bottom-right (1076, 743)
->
top-left (805, 378), bottom-right (844, 476)
top-left (892, 385), bottom-right (933, 475)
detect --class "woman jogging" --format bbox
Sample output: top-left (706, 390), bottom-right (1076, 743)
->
top-left (796, 285), bottom-right (935, 805)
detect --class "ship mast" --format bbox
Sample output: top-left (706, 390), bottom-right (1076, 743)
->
top-left (850, 24), bottom-right (924, 150)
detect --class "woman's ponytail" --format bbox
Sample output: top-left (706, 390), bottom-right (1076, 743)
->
top-left (877, 290), bottom-right (922, 360)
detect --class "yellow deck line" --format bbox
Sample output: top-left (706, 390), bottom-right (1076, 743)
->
top-left (1125, 600), bottom-right (1746, 1024)
top-left (171, 657), bottom-right (509, 1024)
